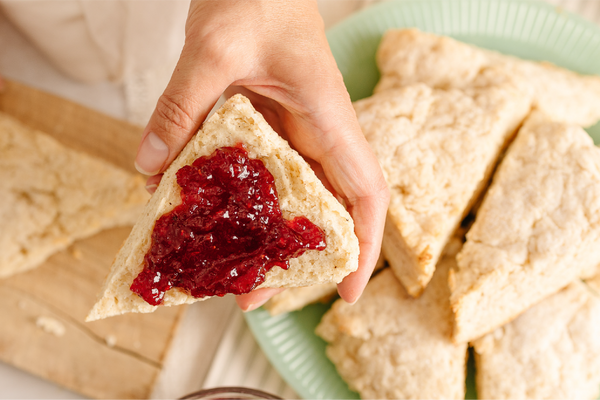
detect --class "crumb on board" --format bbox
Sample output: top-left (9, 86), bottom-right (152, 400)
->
top-left (105, 334), bottom-right (117, 347)
top-left (70, 247), bottom-right (83, 260)
top-left (36, 316), bottom-right (66, 337)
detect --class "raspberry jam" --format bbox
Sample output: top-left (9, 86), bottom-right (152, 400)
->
top-left (130, 145), bottom-right (326, 305)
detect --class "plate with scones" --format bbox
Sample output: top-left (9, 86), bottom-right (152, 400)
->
top-left (245, 1), bottom-right (600, 399)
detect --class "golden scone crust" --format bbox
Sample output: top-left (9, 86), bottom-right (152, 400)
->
top-left (0, 112), bottom-right (148, 278)
top-left (355, 78), bottom-right (529, 296)
top-left (473, 279), bottom-right (600, 399)
top-left (87, 95), bottom-right (359, 321)
top-left (361, 29), bottom-right (600, 297)
top-left (376, 28), bottom-right (600, 127)
top-left (450, 112), bottom-right (600, 343)
top-left (586, 272), bottom-right (600, 294)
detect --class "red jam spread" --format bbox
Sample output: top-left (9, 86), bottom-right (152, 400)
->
top-left (130, 145), bottom-right (326, 306)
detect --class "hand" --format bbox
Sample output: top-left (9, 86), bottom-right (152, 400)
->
top-left (135, 0), bottom-right (389, 310)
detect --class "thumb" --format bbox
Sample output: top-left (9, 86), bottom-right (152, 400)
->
top-left (135, 46), bottom-right (231, 176)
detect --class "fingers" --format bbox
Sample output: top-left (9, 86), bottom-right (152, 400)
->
top-left (246, 81), bottom-right (389, 304)
top-left (236, 287), bottom-right (285, 312)
top-left (323, 141), bottom-right (389, 304)
top-left (336, 189), bottom-right (389, 303)
top-left (305, 82), bottom-right (389, 304)
top-left (286, 75), bottom-right (390, 304)
top-left (225, 84), bottom-right (384, 304)
top-left (135, 44), bottom-right (232, 176)
top-left (276, 102), bottom-right (389, 304)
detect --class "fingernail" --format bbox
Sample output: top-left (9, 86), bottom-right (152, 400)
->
top-left (135, 132), bottom-right (169, 175)
top-left (145, 183), bottom-right (158, 194)
top-left (338, 288), bottom-right (360, 306)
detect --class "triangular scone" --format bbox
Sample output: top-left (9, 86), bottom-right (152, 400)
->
top-left (316, 239), bottom-right (467, 399)
top-left (450, 112), bottom-right (600, 343)
top-left (87, 94), bottom-right (359, 321)
top-left (375, 29), bottom-right (600, 127)
top-left (472, 278), bottom-right (600, 399)
top-left (0, 112), bottom-right (148, 278)
top-left (264, 251), bottom-right (385, 316)
top-left (354, 76), bottom-right (529, 296)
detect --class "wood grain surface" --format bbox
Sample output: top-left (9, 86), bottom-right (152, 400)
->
top-left (0, 80), bottom-right (185, 399)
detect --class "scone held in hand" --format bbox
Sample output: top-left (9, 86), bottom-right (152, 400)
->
top-left (87, 94), bottom-right (359, 321)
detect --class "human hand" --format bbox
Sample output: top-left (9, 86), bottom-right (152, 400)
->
top-left (135, 0), bottom-right (389, 310)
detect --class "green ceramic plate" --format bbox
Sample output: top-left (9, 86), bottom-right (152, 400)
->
top-left (245, 1), bottom-right (600, 399)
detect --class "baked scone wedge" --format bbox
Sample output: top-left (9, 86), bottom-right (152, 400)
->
top-left (472, 277), bottom-right (600, 399)
top-left (0, 111), bottom-right (148, 278)
top-left (87, 94), bottom-right (359, 321)
top-left (354, 77), bottom-right (529, 296)
top-left (264, 251), bottom-right (386, 316)
top-left (263, 282), bottom-right (338, 316)
top-left (376, 28), bottom-right (600, 127)
top-left (450, 112), bottom-right (600, 343)
top-left (587, 270), bottom-right (600, 294)
top-left (316, 239), bottom-right (467, 399)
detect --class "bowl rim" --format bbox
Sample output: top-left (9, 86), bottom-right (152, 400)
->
top-left (178, 386), bottom-right (283, 400)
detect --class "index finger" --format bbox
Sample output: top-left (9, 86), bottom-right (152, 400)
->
top-left (319, 139), bottom-right (390, 304)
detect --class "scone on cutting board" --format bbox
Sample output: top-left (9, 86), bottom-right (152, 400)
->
top-left (87, 94), bottom-right (359, 321)
top-left (450, 112), bottom-right (600, 343)
top-left (376, 28), bottom-right (600, 127)
top-left (355, 76), bottom-right (529, 297)
top-left (472, 274), bottom-right (600, 399)
top-left (316, 239), bottom-right (468, 400)
top-left (0, 111), bottom-right (148, 278)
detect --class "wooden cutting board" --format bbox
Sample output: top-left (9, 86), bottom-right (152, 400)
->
top-left (0, 80), bottom-right (186, 399)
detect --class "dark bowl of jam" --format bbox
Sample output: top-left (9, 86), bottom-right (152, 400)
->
top-left (179, 387), bottom-right (283, 400)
